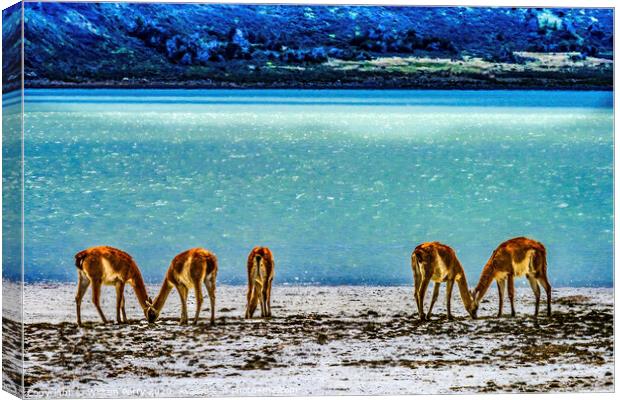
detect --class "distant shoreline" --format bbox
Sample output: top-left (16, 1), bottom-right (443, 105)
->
top-left (14, 52), bottom-right (613, 93)
top-left (18, 80), bottom-right (613, 92)
top-left (6, 280), bottom-right (615, 289)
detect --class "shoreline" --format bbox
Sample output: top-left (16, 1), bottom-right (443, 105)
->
top-left (5, 279), bottom-right (615, 291)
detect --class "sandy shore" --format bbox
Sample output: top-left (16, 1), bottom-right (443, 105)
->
top-left (6, 283), bottom-right (614, 397)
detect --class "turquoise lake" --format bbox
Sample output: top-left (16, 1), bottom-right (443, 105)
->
top-left (17, 89), bottom-right (613, 286)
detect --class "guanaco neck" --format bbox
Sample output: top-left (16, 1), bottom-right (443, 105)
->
top-left (129, 267), bottom-right (150, 311)
top-left (152, 277), bottom-right (174, 313)
top-left (455, 270), bottom-right (473, 311)
top-left (473, 262), bottom-right (495, 303)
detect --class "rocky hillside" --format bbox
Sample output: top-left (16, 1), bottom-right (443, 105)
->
top-left (2, 3), bottom-right (22, 93)
top-left (4, 3), bottom-right (615, 90)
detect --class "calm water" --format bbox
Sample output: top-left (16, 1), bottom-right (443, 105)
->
top-left (20, 89), bottom-right (613, 286)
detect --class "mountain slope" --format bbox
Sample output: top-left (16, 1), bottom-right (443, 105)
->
top-left (10, 3), bottom-right (615, 89)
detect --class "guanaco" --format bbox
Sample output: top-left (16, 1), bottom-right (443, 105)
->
top-left (245, 247), bottom-right (275, 319)
top-left (470, 237), bottom-right (551, 318)
top-left (148, 248), bottom-right (218, 325)
top-left (412, 242), bottom-right (475, 321)
top-left (74, 246), bottom-right (153, 326)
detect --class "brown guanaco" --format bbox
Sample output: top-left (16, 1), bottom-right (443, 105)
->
top-left (470, 237), bottom-right (551, 318)
top-left (74, 246), bottom-right (153, 326)
top-left (148, 248), bottom-right (218, 325)
top-left (245, 247), bottom-right (275, 319)
top-left (412, 242), bottom-right (475, 320)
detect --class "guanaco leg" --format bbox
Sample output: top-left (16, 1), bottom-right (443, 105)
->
top-left (445, 279), bottom-right (454, 319)
top-left (266, 277), bottom-right (273, 317)
top-left (177, 284), bottom-right (189, 325)
top-left (426, 282), bottom-right (441, 320)
top-left (120, 294), bottom-right (127, 323)
top-left (115, 281), bottom-right (126, 324)
top-left (246, 282), bottom-right (259, 319)
top-left (497, 278), bottom-right (506, 317)
top-left (193, 280), bottom-right (203, 325)
top-left (75, 271), bottom-right (91, 327)
top-left (538, 276), bottom-right (552, 317)
top-left (524, 274), bottom-right (540, 317)
top-left (245, 278), bottom-right (256, 318)
top-left (416, 275), bottom-right (431, 321)
top-left (413, 266), bottom-right (422, 317)
top-left (258, 281), bottom-right (267, 317)
top-left (91, 279), bottom-right (107, 324)
top-left (205, 275), bottom-right (216, 324)
top-left (507, 274), bottom-right (516, 317)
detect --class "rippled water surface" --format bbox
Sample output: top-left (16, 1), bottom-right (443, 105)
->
top-left (22, 89), bottom-right (613, 286)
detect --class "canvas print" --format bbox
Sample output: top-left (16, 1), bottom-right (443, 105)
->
top-left (1, 1), bottom-right (614, 398)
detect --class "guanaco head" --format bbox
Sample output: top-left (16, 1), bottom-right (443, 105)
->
top-left (145, 297), bottom-right (159, 323)
top-left (469, 289), bottom-right (480, 319)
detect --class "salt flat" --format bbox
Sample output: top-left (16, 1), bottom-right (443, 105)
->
top-left (7, 283), bottom-right (613, 397)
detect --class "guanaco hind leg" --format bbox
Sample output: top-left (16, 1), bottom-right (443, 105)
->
top-left (91, 279), bottom-right (108, 324)
top-left (205, 274), bottom-right (216, 325)
top-left (176, 284), bottom-right (189, 325)
top-left (266, 277), bottom-right (273, 317)
top-left (413, 270), bottom-right (422, 317)
top-left (245, 284), bottom-right (258, 319)
top-left (261, 286), bottom-right (270, 318)
top-left (256, 257), bottom-right (268, 318)
top-left (115, 281), bottom-right (126, 324)
top-left (417, 275), bottom-right (431, 321)
top-left (538, 276), bottom-right (552, 317)
top-left (245, 257), bottom-right (261, 319)
top-left (526, 274), bottom-right (541, 317)
top-left (257, 281), bottom-right (267, 318)
top-left (426, 282), bottom-right (441, 320)
top-left (193, 280), bottom-right (203, 325)
top-left (412, 258), bottom-right (422, 318)
top-left (75, 271), bottom-right (91, 326)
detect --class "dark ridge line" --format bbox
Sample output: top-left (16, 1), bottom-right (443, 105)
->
top-left (20, 99), bottom-right (613, 108)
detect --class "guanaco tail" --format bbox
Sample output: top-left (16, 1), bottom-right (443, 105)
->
top-left (245, 247), bottom-right (275, 319)
top-left (412, 242), bottom-right (475, 320)
top-left (148, 248), bottom-right (218, 325)
top-left (74, 246), bottom-right (153, 326)
top-left (470, 237), bottom-right (551, 318)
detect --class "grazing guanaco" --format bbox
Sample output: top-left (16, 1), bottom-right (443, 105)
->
top-left (148, 248), bottom-right (218, 325)
top-left (470, 237), bottom-right (551, 319)
top-left (245, 247), bottom-right (275, 319)
top-left (74, 246), bottom-right (153, 326)
top-left (412, 242), bottom-right (475, 321)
